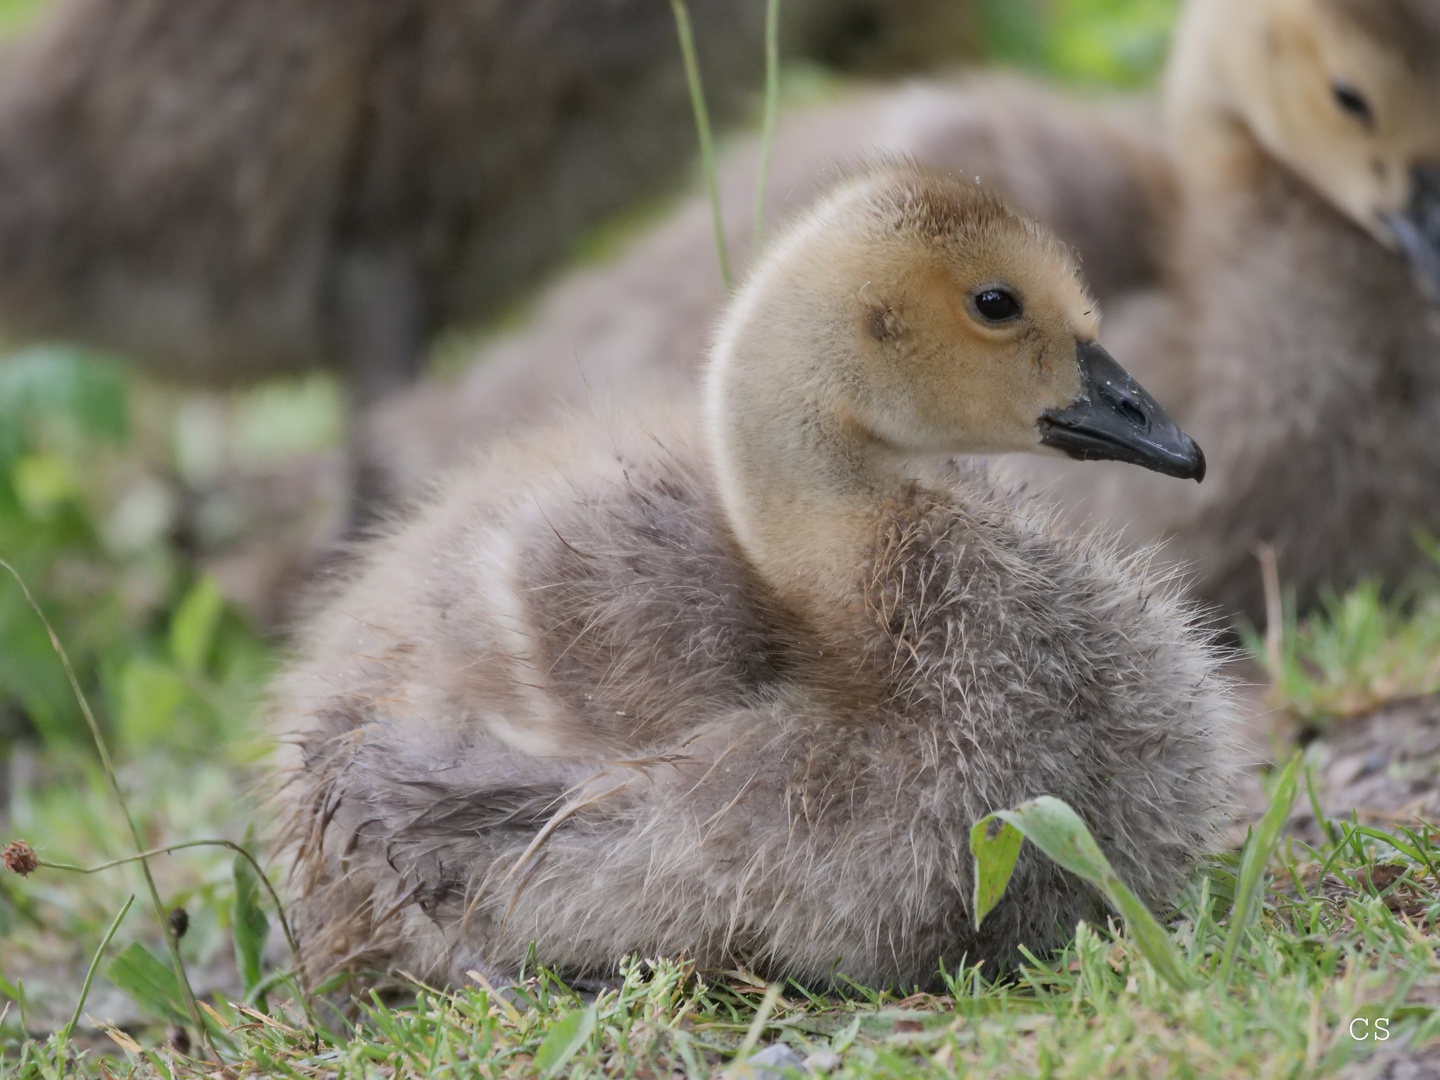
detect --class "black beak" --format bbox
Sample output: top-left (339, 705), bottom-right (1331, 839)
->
top-left (1388, 163), bottom-right (1440, 303)
top-left (1039, 341), bottom-right (1206, 482)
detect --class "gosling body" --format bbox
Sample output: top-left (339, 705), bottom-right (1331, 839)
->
top-left (276, 167), bottom-right (1233, 990)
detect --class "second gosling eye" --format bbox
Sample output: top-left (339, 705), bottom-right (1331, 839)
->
top-left (973, 288), bottom-right (1021, 323)
top-left (1331, 80), bottom-right (1374, 126)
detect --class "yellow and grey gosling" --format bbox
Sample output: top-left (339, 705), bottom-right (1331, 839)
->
top-left (274, 165), bottom-right (1233, 993)
top-left (995, 0), bottom-right (1440, 621)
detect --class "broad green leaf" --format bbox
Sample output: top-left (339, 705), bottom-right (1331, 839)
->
top-left (533, 1003), bottom-right (597, 1077)
top-left (116, 658), bottom-right (189, 748)
top-left (970, 795), bottom-right (1196, 991)
top-left (233, 855), bottom-right (271, 997)
top-left (1219, 753), bottom-right (1301, 984)
top-left (105, 942), bottom-right (189, 1026)
top-left (170, 577), bottom-right (225, 675)
top-left (969, 817), bottom-right (1025, 929)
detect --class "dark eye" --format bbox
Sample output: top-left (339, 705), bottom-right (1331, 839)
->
top-left (1331, 80), bottom-right (1374, 126)
top-left (973, 288), bottom-right (1021, 323)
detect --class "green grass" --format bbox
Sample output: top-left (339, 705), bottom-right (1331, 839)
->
top-left (1249, 559), bottom-right (1440, 725)
top-left (8, 797), bottom-right (1440, 1078)
top-left (978, 0), bottom-right (1183, 88)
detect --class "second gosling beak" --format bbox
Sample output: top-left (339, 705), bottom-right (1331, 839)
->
top-left (1039, 341), bottom-right (1206, 482)
top-left (1388, 162), bottom-right (1440, 303)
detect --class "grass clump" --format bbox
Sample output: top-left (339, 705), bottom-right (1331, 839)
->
top-left (1250, 565), bottom-right (1440, 724)
top-left (7, 755), bottom-right (1440, 1078)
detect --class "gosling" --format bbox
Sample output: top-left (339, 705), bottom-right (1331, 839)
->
top-left (275, 164), bottom-right (1234, 993)
top-left (995, 0), bottom-right (1440, 621)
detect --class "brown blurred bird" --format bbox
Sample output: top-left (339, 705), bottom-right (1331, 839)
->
top-left (993, 0), bottom-right (1440, 621)
top-left (0, 0), bottom-right (978, 414)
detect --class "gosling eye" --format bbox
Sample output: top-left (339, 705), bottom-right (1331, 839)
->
top-left (973, 288), bottom-right (1022, 324)
top-left (1331, 80), bottom-right (1374, 127)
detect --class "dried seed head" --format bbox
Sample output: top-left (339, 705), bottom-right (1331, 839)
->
top-left (168, 906), bottom-right (189, 939)
top-left (3, 840), bottom-right (38, 876)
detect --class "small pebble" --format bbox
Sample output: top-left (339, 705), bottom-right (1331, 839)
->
top-left (804, 1049), bottom-right (843, 1073)
top-left (745, 1042), bottom-right (808, 1078)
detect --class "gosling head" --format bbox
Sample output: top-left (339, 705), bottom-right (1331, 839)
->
top-left (710, 163), bottom-right (1205, 484)
top-left (1173, 0), bottom-right (1440, 295)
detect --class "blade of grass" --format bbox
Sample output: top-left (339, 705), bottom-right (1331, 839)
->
top-left (725, 983), bottom-right (783, 1077)
top-left (1304, 761), bottom-right (1340, 848)
top-left (752, 0), bottom-right (781, 249)
top-left (0, 557), bottom-right (213, 1058)
top-left (1396, 825), bottom-right (1440, 884)
top-left (1219, 753), bottom-right (1301, 985)
top-left (532, 1003), bottom-right (596, 1079)
top-left (970, 795), bottom-right (1196, 992)
top-left (233, 854), bottom-right (272, 1002)
top-left (61, 893), bottom-right (134, 1044)
top-left (670, 0), bottom-right (731, 289)
top-left (106, 942), bottom-right (195, 1028)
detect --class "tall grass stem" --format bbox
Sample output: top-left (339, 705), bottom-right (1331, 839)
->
top-left (0, 558), bottom-right (214, 1059)
top-left (670, 0), bottom-right (731, 289)
top-left (39, 839), bottom-right (299, 960)
top-left (725, 983), bottom-right (783, 1076)
top-left (62, 893), bottom-right (135, 1045)
top-left (753, 0), bottom-right (782, 250)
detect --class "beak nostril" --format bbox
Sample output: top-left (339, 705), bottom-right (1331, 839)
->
top-left (1100, 385), bottom-right (1149, 430)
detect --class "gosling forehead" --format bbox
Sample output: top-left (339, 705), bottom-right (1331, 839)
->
top-left (830, 166), bottom-right (1098, 335)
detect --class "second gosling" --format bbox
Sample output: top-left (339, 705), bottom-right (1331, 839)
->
top-left (275, 165), bottom-right (1234, 992)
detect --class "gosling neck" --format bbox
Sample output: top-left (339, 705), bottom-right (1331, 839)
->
top-left (704, 301), bottom-right (894, 631)
top-left (1164, 0), bottom-right (1275, 196)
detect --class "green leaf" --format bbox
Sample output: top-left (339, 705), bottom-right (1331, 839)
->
top-left (105, 942), bottom-right (190, 1026)
top-left (970, 795), bottom-right (1196, 991)
top-left (116, 658), bottom-right (189, 748)
top-left (233, 854), bottom-right (271, 997)
top-left (170, 577), bottom-right (225, 675)
top-left (11, 454), bottom-right (80, 516)
top-left (1219, 753), bottom-right (1301, 984)
top-left (532, 1004), bottom-right (597, 1078)
top-left (970, 816), bottom-right (1025, 930)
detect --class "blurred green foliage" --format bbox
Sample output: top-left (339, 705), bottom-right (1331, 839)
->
top-left (0, 348), bottom-right (272, 756)
top-left (0, 0), bottom-right (43, 37)
top-left (1250, 547), bottom-right (1440, 724)
top-left (979, 0), bottom-right (1183, 87)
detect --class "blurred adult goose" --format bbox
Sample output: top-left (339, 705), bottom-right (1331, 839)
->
top-left (997, 0), bottom-right (1440, 621)
top-left (0, 0), bottom-right (976, 406)
top-left (276, 165), bottom-right (1232, 990)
